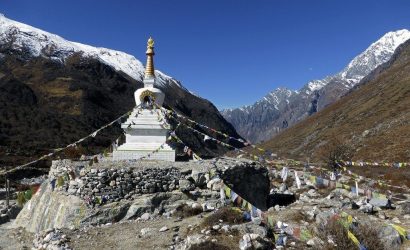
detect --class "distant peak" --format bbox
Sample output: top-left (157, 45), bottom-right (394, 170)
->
top-left (384, 29), bottom-right (410, 36)
top-left (370, 29), bottom-right (410, 48)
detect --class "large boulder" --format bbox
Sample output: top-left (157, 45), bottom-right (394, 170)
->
top-left (14, 181), bottom-right (88, 232)
top-left (80, 202), bottom-right (131, 225)
top-left (220, 160), bottom-right (270, 210)
top-left (379, 224), bottom-right (403, 249)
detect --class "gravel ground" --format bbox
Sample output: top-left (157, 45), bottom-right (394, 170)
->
top-left (0, 220), bottom-right (33, 250)
top-left (66, 215), bottom-right (203, 249)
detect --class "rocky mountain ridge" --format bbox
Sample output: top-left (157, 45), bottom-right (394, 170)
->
top-left (222, 29), bottom-right (410, 143)
top-left (260, 39), bottom-right (410, 162)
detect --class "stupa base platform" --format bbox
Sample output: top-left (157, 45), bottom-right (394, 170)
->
top-left (113, 149), bottom-right (175, 162)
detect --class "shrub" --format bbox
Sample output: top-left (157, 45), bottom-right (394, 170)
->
top-left (202, 207), bottom-right (244, 227)
top-left (315, 219), bottom-right (357, 250)
top-left (24, 189), bottom-right (32, 200)
top-left (354, 223), bottom-right (385, 250)
top-left (190, 241), bottom-right (231, 250)
top-left (64, 145), bottom-right (87, 160)
top-left (317, 136), bottom-right (354, 171)
top-left (16, 192), bottom-right (26, 207)
top-left (174, 204), bottom-right (203, 218)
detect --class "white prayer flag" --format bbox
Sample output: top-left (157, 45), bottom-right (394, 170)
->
top-left (295, 171), bottom-right (301, 189)
top-left (355, 181), bottom-right (359, 196)
top-left (281, 167), bottom-right (289, 182)
top-left (220, 187), bottom-right (226, 203)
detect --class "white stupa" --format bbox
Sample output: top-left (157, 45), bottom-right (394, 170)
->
top-left (113, 37), bottom-right (175, 161)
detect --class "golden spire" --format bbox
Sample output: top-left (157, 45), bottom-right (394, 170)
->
top-left (144, 37), bottom-right (155, 79)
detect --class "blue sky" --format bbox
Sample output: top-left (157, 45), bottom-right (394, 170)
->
top-left (1, 0), bottom-right (410, 108)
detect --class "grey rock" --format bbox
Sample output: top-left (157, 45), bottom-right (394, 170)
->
top-left (379, 225), bottom-right (403, 249)
top-left (231, 222), bottom-right (267, 237)
top-left (191, 170), bottom-right (207, 188)
top-left (400, 202), bottom-right (410, 215)
top-left (370, 198), bottom-right (388, 207)
top-left (140, 227), bottom-right (153, 236)
top-left (124, 203), bottom-right (152, 220)
top-left (178, 179), bottom-right (195, 192)
top-left (140, 212), bottom-right (151, 220)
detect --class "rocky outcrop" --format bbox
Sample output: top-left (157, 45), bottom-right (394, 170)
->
top-left (13, 157), bottom-right (270, 232)
top-left (14, 181), bottom-right (88, 232)
top-left (220, 161), bottom-right (270, 210)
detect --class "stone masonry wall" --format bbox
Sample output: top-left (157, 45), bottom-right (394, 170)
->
top-left (54, 167), bottom-right (190, 206)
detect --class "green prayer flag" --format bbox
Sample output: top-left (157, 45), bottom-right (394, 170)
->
top-left (268, 216), bottom-right (274, 228)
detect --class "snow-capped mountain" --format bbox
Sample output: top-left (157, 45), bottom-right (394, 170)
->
top-left (0, 14), bottom-right (241, 163)
top-left (222, 29), bottom-right (410, 143)
top-left (261, 38), bottom-right (410, 162)
top-left (338, 29), bottom-right (410, 84)
top-left (0, 13), bottom-right (184, 90)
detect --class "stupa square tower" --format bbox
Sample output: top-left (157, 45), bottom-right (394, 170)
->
top-left (113, 37), bottom-right (175, 161)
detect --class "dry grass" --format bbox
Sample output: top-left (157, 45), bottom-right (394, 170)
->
top-left (63, 145), bottom-right (87, 160)
top-left (315, 220), bottom-right (357, 250)
top-left (189, 231), bottom-right (242, 250)
top-left (348, 165), bottom-right (410, 190)
top-left (354, 224), bottom-right (385, 250)
top-left (265, 209), bottom-right (306, 225)
top-left (189, 241), bottom-right (231, 250)
top-left (201, 207), bottom-right (245, 227)
top-left (173, 204), bottom-right (203, 218)
top-left (315, 218), bottom-right (385, 250)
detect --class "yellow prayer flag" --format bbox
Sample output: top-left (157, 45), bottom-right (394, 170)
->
top-left (379, 194), bottom-right (387, 199)
top-left (391, 224), bottom-right (407, 238)
top-left (347, 215), bottom-right (353, 225)
top-left (348, 230), bottom-right (360, 246)
top-left (224, 186), bottom-right (231, 198)
top-left (242, 199), bottom-right (247, 209)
